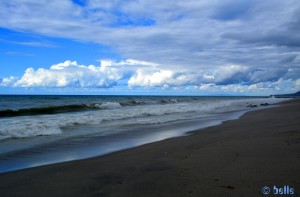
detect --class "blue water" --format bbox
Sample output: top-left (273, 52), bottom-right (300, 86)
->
top-left (0, 95), bottom-right (289, 173)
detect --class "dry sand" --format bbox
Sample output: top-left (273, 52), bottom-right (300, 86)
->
top-left (0, 99), bottom-right (299, 197)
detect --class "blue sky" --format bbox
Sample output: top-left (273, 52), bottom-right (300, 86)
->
top-left (0, 0), bottom-right (300, 95)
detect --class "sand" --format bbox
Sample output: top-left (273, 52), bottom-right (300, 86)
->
top-left (0, 99), bottom-right (299, 197)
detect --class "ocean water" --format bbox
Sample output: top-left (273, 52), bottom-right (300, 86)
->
top-left (0, 95), bottom-right (289, 172)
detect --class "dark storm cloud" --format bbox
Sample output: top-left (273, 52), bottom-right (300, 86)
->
top-left (223, 31), bottom-right (300, 48)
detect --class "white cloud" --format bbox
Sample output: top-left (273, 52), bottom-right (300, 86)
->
top-left (0, 76), bottom-right (17, 86)
top-left (12, 60), bottom-right (124, 88)
top-left (0, 59), bottom-right (162, 88)
top-left (1, 59), bottom-right (297, 96)
top-left (128, 69), bottom-right (174, 87)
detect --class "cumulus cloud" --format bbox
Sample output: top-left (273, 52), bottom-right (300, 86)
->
top-left (0, 76), bottom-right (17, 86)
top-left (128, 69), bottom-right (173, 87)
top-left (1, 59), bottom-right (298, 95)
top-left (0, 59), bottom-right (162, 88)
top-left (9, 60), bottom-right (125, 88)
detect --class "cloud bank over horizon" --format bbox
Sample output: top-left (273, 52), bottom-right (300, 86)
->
top-left (0, 0), bottom-right (300, 95)
top-left (1, 59), bottom-right (299, 95)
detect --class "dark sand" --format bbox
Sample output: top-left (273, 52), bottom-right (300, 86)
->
top-left (0, 99), bottom-right (299, 197)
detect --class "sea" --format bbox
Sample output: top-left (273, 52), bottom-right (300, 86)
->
top-left (0, 95), bottom-right (289, 173)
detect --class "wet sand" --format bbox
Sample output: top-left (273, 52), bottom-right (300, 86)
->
top-left (0, 99), bottom-right (299, 196)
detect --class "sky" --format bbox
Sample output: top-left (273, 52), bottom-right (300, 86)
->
top-left (0, 0), bottom-right (300, 95)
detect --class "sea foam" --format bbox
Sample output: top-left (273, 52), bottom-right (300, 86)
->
top-left (0, 97), bottom-right (289, 140)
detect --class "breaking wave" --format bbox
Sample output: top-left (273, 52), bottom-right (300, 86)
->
top-left (0, 97), bottom-right (289, 140)
top-left (0, 99), bottom-right (184, 118)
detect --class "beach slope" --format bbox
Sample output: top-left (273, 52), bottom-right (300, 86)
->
top-left (0, 99), bottom-right (299, 196)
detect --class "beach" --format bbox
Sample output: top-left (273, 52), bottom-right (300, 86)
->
top-left (0, 99), bottom-right (299, 196)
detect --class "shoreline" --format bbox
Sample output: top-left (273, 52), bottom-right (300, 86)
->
top-left (0, 98), bottom-right (279, 173)
top-left (0, 99), bottom-right (299, 196)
